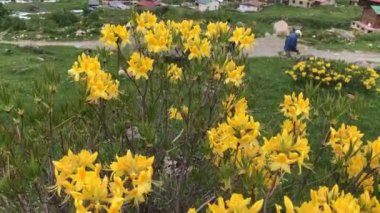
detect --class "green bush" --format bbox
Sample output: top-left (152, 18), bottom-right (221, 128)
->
top-left (41, 19), bottom-right (59, 34)
top-left (47, 10), bottom-right (79, 27)
top-left (0, 3), bottom-right (9, 18)
top-left (82, 11), bottom-right (102, 28)
top-left (0, 17), bottom-right (27, 31)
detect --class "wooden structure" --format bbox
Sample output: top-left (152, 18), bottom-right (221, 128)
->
top-left (288, 0), bottom-right (313, 8)
top-left (137, 0), bottom-right (160, 7)
top-left (351, 5), bottom-right (380, 33)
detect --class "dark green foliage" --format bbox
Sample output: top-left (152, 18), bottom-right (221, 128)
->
top-left (0, 3), bottom-right (9, 18)
top-left (47, 10), bottom-right (79, 27)
top-left (0, 16), bottom-right (26, 31)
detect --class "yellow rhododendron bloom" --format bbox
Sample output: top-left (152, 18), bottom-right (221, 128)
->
top-left (144, 21), bottom-right (172, 53)
top-left (206, 21), bottom-right (229, 39)
top-left (68, 54), bottom-right (119, 103)
top-left (224, 59), bottom-right (245, 87)
top-left (329, 124), bottom-right (363, 158)
top-left (127, 52), bottom-right (154, 80)
top-left (229, 27), bottom-right (255, 50)
top-left (281, 92), bottom-right (310, 120)
top-left (206, 194), bottom-right (263, 213)
top-left (167, 63), bottom-right (183, 82)
top-left (168, 106), bottom-right (188, 120)
top-left (187, 208), bottom-right (197, 213)
top-left (284, 196), bottom-right (295, 213)
top-left (184, 37), bottom-right (211, 60)
top-left (100, 24), bottom-right (130, 47)
top-left (136, 11), bottom-right (157, 33)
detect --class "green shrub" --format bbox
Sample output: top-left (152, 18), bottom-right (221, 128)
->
top-left (41, 19), bottom-right (59, 34)
top-left (0, 17), bottom-right (27, 31)
top-left (0, 3), bottom-right (9, 18)
top-left (47, 10), bottom-right (79, 27)
top-left (82, 11), bottom-right (101, 28)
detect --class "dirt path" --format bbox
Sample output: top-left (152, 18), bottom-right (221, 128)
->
top-left (250, 36), bottom-right (380, 63)
top-left (1, 37), bottom-right (380, 63)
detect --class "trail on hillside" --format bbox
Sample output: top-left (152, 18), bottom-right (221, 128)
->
top-left (1, 37), bottom-right (380, 63)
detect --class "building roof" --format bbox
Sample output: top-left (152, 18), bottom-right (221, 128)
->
top-left (137, 0), bottom-right (160, 7)
top-left (369, 0), bottom-right (380, 3)
top-left (371, 5), bottom-right (380, 14)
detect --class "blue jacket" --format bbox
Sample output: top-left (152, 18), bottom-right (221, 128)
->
top-left (284, 32), bottom-right (298, 52)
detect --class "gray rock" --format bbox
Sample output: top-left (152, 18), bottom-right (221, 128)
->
top-left (273, 20), bottom-right (289, 36)
top-left (326, 28), bottom-right (355, 41)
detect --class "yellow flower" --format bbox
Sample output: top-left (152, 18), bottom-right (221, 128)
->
top-left (100, 24), bottom-right (117, 47)
top-left (331, 193), bottom-right (360, 213)
top-left (226, 193), bottom-right (251, 211)
top-left (206, 21), bottom-right (229, 39)
top-left (281, 92), bottom-right (310, 120)
top-left (110, 150), bottom-right (154, 178)
top-left (184, 38), bottom-right (211, 60)
top-left (335, 82), bottom-right (342, 91)
top-left (329, 124), bottom-right (363, 158)
top-left (224, 59), bottom-right (245, 87)
top-left (168, 105), bottom-right (188, 120)
top-left (270, 153), bottom-right (294, 173)
top-left (136, 11), bottom-right (157, 33)
top-left (113, 24), bottom-right (130, 47)
top-left (347, 154), bottom-right (366, 178)
top-left (208, 197), bottom-right (228, 213)
top-left (284, 196), bottom-right (295, 213)
top-left (187, 208), bottom-right (197, 213)
top-left (100, 24), bottom-right (130, 47)
top-left (127, 52), bottom-right (154, 80)
top-left (144, 21), bottom-right (172, 53)
top-left (249, 199), bottom-right (264, 213)
top-left (68, 54), bottom-right (119, 103)
top-left (167, 63), bottom-right (183, 82)
top-left (297, 202), bottom-right (320, 213)
top-left (169, 107), bottom-right (182, 120)
top-left (229, 27), bottom-right (255, 50)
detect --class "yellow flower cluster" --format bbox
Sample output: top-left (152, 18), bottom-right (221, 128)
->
top-left (144, 21), bottom-right (172, 53)
top-left (276, 184), bottom-right (380, 212)
top-left (184, 37), bottom-right (211, 60)
top-left (224, 59), bottom-right (246, 87)
top-left (52, 150), bottom-right (154, 212)
top-left (281, 92), bottom-right (310, 120)
top-left (208, 97), bottom-right (260, 160)
top-left (100, 24), bottom-right (130, 48)
top-left (229, 27), bottom-right (255, 50)
top-left (206, 21), bottom-right (229, 39)
top-left (263, 93), bottom-right (310, 174)
top-left (213, 59), bottom-right (246, 87)
top-left (188, 193), bottom-right (263, 213)
top-left (286, 57), bottom-right (380, 92)
top-left (209, 92), bottom-right (310, 184)
top-left (329, 124), bottom-right (380, 193)
top-left (168, 105), bottom-right (189, 120)
top-left (68, 54), bottom-right (119, 103)
top-left (167, 63), bottom-right (183, 82)
top-left (135, 11), bottom-right (157, 33)
top-left (127, 52), bottom-right (154, 80)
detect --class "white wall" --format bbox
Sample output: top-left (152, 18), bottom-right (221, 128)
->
top-left (238, 4), bottom-right (259, 12)
top-left (198, 1), bottom-right (219, 11)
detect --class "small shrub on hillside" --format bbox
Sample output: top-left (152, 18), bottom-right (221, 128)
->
top-left (0, 17), bottom-right (27, 31)
top-left (47, 10), bottom-right (79, 27)
top-left (0, 3), bottom-right (9, 18)
top-left (286, 57), bottom-right (379, 92)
